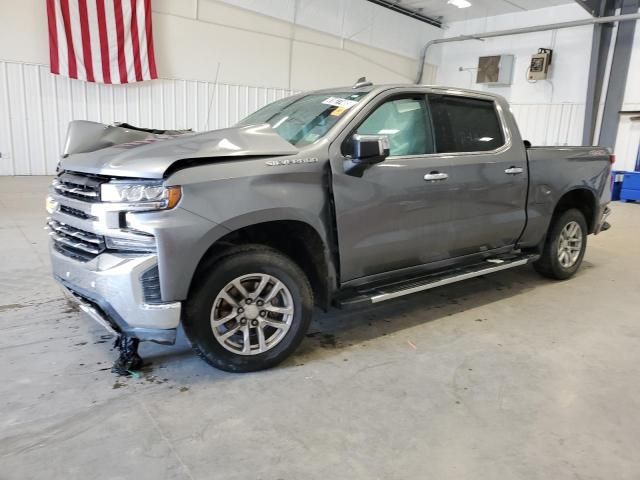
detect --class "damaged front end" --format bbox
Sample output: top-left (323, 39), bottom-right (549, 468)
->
top-left (48, 121), bottom-right (193, 375)
top-left (48, 119), bottom-right (301, 374)
top-left (47, 171), bottom-right (182, 374)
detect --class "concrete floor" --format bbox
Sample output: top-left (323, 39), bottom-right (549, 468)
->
top-left (1, 176), bottom-right (639, 480)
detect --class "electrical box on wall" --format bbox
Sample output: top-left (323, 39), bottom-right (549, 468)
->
top-left (476, 55), bottom-right (514, 86)
top-left (528, 48), bottom-right (553, 81)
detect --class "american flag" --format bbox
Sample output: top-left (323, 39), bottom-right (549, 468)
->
top-left (46, 0), bottom-right (158, 84)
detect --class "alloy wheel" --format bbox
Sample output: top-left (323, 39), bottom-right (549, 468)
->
top-left (210, 273), bottom-right (294, 355)
top-left (557, 221), bottom-right (583, 268)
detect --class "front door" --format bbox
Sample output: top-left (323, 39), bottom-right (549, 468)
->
top-left (330, 93), bottom-right (455, 282)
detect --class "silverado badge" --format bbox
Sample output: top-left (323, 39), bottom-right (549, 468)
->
top-left (266, 158), bottom-right (318, 167)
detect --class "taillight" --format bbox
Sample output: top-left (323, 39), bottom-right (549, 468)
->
top-left (609, 154), bottom-right (616, 164)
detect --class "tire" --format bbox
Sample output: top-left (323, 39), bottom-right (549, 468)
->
top-left (183, 245), bottom-right (313, 372)
top-left (533, 208), bottom-right (588, 280)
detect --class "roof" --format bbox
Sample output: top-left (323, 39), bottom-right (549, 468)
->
top-left (307, 83), bottom-right (506, 101)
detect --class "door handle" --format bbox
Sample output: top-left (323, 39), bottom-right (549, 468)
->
top-left (424, 172), bottom-right (448, 181)
top-left (504, 166), bottom-right (524, 175)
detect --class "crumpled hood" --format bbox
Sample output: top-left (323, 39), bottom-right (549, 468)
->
top-left (60, 121), bottom-right (299, 178)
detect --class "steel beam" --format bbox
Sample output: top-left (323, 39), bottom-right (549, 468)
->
top-left (582, 0), bottom-right (617, 144)
top-left (598, 0), bottom-right (640, 149)
top-left (575, 0), bottom-right (609, 16)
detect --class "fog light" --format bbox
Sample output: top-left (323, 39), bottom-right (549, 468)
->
top-left (105, 235), bottom-right (156, 253)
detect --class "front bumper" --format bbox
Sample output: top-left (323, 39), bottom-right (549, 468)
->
top-left (50, 243), bottom-right (180, 344)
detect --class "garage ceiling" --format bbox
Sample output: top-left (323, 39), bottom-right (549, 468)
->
top-left (392, 0), bottom-right (575, 23)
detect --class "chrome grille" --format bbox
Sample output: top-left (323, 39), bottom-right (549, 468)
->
top-left (47, 219), bottom-right (105, 260)
top-left (53, 242), bottom-right (95, 262)
top-left (59, 204), bottom-right (96, 221)
top-left (53, 172), bottom-right (109, 202)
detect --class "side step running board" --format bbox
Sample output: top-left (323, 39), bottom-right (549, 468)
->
top-left (337, 254), bottom-right (538, 308)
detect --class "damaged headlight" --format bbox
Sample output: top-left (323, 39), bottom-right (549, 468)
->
top-left (100, 182), bottom-right (182, 209)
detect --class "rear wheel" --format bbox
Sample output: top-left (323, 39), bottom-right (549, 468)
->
top-left (183, 246), bottom-right (313, 372)
top-left (534, 208), bottom-right (588, 280)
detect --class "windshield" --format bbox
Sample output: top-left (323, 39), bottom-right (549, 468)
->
top-left (237, 92), bottom-right (367, 146)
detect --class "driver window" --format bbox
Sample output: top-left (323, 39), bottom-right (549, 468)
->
top-left (356, 97), bottom-right (434, 156)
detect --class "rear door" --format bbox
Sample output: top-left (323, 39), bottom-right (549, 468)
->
top-left (330, 92), bottom-right (455, 282)
top-left (427, 94), bottom-right (528, 257)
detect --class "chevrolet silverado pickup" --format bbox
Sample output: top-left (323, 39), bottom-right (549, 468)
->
top-left (47, 81), bottom-right (612, 372)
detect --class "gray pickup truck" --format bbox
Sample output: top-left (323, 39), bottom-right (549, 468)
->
top-left (47, 81), bottom-right (612, 372)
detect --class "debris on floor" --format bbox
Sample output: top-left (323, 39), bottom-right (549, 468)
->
top-left (306, 331), bottom-right (338, 348)
top-left (111, 335), bottom-right (144, 376)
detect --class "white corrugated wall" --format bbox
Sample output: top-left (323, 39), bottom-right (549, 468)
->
top-left (510, 103), bottom-right (586, 146)
top-left (0, 60), bottom-right (586, 176)
top-left (0, 61), bottom-right (297, 176)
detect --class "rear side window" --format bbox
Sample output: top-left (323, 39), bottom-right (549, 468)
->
top-left (428, 95), bottom-right (505, 153)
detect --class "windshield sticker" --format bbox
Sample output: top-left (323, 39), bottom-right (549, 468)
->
top-left (330, 107), bottom-right (347, 117)
top-left (322, 97), bottom-right (359, 109)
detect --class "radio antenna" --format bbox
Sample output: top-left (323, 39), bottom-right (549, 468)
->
top-left (204, 62), bottom-right (221, 131)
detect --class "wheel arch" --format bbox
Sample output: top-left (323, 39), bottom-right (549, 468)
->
top-left (189, 211), bottom-right (336, 311)
top-left (551, 187), bottom-right (598, 234)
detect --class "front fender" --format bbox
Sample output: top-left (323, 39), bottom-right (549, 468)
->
top-left (160, 156), bottom-right (333, 300)
top-left (137, 207), bottom-right (331, 303)
top-left (128, 207), bottom-right (232, 301)
top-left (219, 207), bottom-right (330, 242)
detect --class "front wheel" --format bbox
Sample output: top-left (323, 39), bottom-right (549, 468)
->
top-left (534, 208), bottom-right (588, 280)
top-left (183, 246), bottom-right (313, 372)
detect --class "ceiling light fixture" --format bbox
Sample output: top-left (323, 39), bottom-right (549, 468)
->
top-left (447, 0), bottom-right (472, 8)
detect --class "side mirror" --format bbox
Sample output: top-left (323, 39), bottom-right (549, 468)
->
top-left (351, 134), bottom-right (390, 165)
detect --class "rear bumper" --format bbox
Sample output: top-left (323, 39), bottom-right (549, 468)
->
top-left (50, 243), bottom-right (179, 344)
